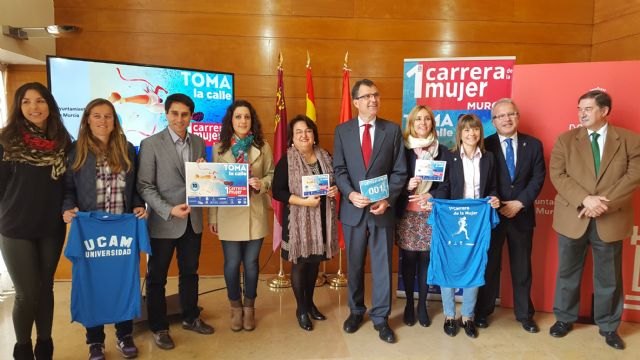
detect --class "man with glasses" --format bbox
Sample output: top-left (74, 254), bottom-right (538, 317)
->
top-left (474, 98), bottom-right (545, 333)
top-left (548, 90), bottom-right (640, 350)
top-left (333, 79), bottom-right (407, 343)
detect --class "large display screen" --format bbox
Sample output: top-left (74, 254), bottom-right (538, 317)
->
top-left (47, 56), bottom-right (234, 154)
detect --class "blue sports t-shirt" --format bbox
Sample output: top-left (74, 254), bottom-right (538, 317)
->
top-left (427, 198), bottom-right (499, 288)
top-left (65, 212), bottom-right (151, 328)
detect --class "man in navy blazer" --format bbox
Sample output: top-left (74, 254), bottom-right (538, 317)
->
top-left (333, 79), bottom-right (407, 343)
top-left (474, 98), bottom-right (546, 333)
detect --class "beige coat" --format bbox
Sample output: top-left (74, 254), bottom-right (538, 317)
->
top-left (208, 142), bottom-right (274, 241)
top-left (550, 125), bottom-right (640, 242)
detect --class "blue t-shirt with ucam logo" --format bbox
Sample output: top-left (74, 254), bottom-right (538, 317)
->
top-left (65, 211), bottom-right (151, 328)
top-left (427, 198), bottom-right (499, 288)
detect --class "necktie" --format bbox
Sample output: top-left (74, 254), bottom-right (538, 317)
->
top-left (505, 138), bottom-right (516, 182)
top-left (591, 132), bottom-right (600, 175)
top-left (362, 123), bottom-right (372, 168)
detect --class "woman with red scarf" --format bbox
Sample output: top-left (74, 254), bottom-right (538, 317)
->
top-left (208, 100), bottom-right (274, 332)
top-left (0, 82), bottom-right (71, 359)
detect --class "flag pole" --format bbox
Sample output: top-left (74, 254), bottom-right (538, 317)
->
top-left (269, 254), bottom-right (291, 288)
top-left (268, 52), bottom-right (291, 289)
top-left (305, 50), bottom-right (326, 287)
top-left (328, 51), bottom-right (350, 289)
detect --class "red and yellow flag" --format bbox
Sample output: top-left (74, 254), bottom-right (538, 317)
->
top-left (272, 55), bottom-right (288, 251)
top-left (305, 52), bottom-right (317, 121)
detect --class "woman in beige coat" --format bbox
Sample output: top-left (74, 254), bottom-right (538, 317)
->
top-left (208, 100), bottom-right (274, 332)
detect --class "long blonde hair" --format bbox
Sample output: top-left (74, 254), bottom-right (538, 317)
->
top-left (72, 98), bottom-right (131, 173)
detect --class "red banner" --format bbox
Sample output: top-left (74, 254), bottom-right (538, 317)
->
top-left (507, 60), bottom-right (640, 322)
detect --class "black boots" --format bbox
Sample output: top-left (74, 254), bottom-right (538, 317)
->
top-left (13, 341), bottom-right (33, 360)
top-left (34, 338), bottom-right (53, 360)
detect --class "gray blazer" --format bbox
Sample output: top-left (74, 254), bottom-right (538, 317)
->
top-left (333, 117), bottom-right (407, 227)
top-left (137, 128), bottom-right (206, 239)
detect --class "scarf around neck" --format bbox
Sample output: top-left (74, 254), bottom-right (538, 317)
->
top-left (231, 134), bottom-right (254, 163)
top-left (286, 146), bottom-right (337, 263)
top-left (2, 119), bottom-right (66, 179)
top-left (404, 134), bottom-right (439, 194)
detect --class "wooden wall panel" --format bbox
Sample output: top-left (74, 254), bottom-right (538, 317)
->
top-left (592, 0), bottom-right (640, 60)
top-left (24, 0), bottom-right (603, 277)
top-left (594, 0), bottom-right (640, 23)
top-left (5, 65), bottom-right (47, 103)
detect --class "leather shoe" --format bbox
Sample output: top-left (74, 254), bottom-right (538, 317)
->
top-left (182, 318), bottom-right (214, 335)
top-left (308, 305), bottom-right (326, 321)
top-left (443, 318), bottom-right (459, 337)
top-left (599, 330), bottom-right (625, 350)
top-left (297, 312), bottom-right (313, 331)
top-left (417, 306), bottom-right (431, 327)
top-left (403, 305), bottom-right (416, 326)
top-left (343, 313), bottom-right (363, 333)
top-left (152, 330), bottom-right (175, 350)
top-left (521, 319), bottom-right (540, 333)
top-left (474, 317), bottom-right (488, 328)
top-left (549, 321), bottom-right (572, 338)
top-left (462, 319), bottom-right (478, 338)
top-left (373, 322), bottom-right (396, 343)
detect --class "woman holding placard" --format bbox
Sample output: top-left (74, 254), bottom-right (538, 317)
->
top-left (395, 105), bottom-right (450, 328)
top-left (208, 100), bottom-right (274, 332)
top-left (272, 115), bottom-right (338, 331)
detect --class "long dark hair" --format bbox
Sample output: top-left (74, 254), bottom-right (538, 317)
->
top-left (217, 100), bottom-right (265, 155)
top-left (0, 82), bottom-right (71, 150)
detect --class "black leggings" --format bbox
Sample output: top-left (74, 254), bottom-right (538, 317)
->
top-left (290, 261), bottom-right (320, 314)
top-left (0, 233), bottom-right (64, 344)
top-left (401, 249), bottom-right (430, 310)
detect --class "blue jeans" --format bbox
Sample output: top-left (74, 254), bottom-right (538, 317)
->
top-left (220, 239), bottom-right (263, 301)
top-left (440, 287), bottom-right (479, 318)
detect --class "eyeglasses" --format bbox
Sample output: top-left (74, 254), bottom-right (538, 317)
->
top-left (492, 112), bottom-right (518, 121)
top-left (355, 92), bottom-right (380, 101)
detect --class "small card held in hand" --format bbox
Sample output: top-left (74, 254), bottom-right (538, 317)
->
top-left (302, 174), bottom-right (330, 197)
top-left (415, 159), bottom-right (446, 182)
top-left (359, 175), bottom-right (389, 202)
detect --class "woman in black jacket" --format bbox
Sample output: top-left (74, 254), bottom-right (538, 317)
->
top-left (0, 82), bottom-right (71, 360)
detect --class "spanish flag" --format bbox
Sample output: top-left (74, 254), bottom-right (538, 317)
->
top-left (336, 55), bottom-right (352, 250)
top-left (305, 52), bottom-right (317, 121)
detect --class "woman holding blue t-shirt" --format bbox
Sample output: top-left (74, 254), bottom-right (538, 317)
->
top-left (62, 98), bottom-right (147, 360)
top-left (430, 114), bottom-right (500, 339)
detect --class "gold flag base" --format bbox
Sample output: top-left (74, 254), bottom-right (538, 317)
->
top-left (268, 249), bottom-right (291, 288)
top-left (328, 248), bottom-right (348, 288)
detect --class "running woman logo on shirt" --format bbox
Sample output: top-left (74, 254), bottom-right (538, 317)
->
top-left (449, 206), bottom-right (479, 245)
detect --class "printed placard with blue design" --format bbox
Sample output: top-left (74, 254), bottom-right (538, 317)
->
top-left (185, 162), bottom-right (249, 207)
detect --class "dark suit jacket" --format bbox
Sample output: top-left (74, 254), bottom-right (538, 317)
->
top-left (445, 149), bottom-right (498, 200)
top-left (395, 143), bottom-right (451, 218)
top-left (333, 117), bottom-right (407, 227)
top-left (485, 133), bottom-right (546, 230)
top-left (63, 141), bottom-right (144, 213)
top-left (550, 125), bottom-right (640, 242)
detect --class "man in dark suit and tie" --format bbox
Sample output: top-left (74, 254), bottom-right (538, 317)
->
top-left (333, 79), bottom-right (407, 343)
top-left (474, 99), bottom-right (545, 333)
top-left (549, 90), bottom-right (640, 350)
top-left (137, 93), bottom-right (214, 350)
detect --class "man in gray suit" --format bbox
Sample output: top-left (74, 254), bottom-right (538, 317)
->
top-left (137, 93), bottom-right (213, 350)
top-left (333, 79), bottom-right (407, 343)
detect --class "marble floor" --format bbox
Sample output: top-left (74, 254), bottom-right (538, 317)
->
top-left (1, 275), bottom-right (639, 359)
